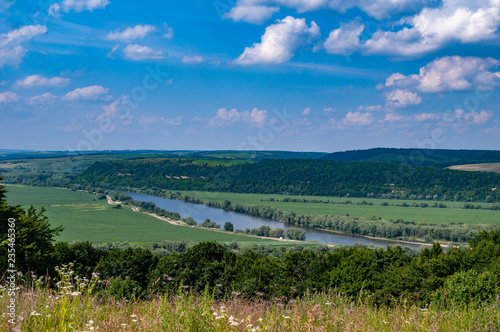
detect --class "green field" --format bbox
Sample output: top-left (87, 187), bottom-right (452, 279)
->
top-left (177, 191), bottom-right (500, 226)
top-left (4, 185), bottom-right (309, 247)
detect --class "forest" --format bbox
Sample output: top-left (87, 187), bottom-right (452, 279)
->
top-left (78, 157), bottom-right (500, 202)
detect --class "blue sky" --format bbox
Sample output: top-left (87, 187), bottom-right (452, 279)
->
top-left (0, 0), bottom-right (499, 152)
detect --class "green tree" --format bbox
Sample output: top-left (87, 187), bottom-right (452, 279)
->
top-left (223, 222), bottom-right (234, 232)
top-left (0, 178), bottom-right (63, 275)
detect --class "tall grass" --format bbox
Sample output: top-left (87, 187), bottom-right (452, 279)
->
top-left (1, 266), bottom-right (498, 331)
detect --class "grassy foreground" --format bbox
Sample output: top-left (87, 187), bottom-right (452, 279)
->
top-left (1, 266), bottom-right (498, 332)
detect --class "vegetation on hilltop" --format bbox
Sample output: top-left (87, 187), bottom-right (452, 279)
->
top-left (321, 148), bottom-right (500, 167)
top-left (78, 158), bottom-right (500, 202)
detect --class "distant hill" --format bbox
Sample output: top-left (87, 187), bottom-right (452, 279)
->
top-left (320, 148), bottom-right (500, 167)
top-left (79, 158), bottom-right (500, 202)
top-left (0, 150), bottom-right (328, 161)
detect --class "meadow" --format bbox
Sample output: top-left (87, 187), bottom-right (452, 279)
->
top-left (4, 185), bottom-right (308, 248)
top-left (1, 269), bottom-right (498, 332)
top-left (177, 191), bottom-right (500, 226)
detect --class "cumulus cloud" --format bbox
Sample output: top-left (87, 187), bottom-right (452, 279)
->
top-left (0, 25), bottom-right (47, 67)
top-left (384, 56), bottom-right (500, 93)
top-left (330, 111), bottom-right (375, 127)
top-left (224, 5), bottom-right (279, 24)
top-left (235, 16), bottom-right (320, 65)
top-left (123, 44), bottom-right (165, 61)
top-left (450, 109), bottom-right (494, 125)
top-left (29, 92), bottom-right (57, 105)
top-left (386, 89), bottom-right (422, 108)
top-left (363, 0), bottom-right (500, 56)
top-left (182, 55), bottom-right (204, 64)
top-left (323, 107), bottom-right (335, 113)
top-left (107, 25), bottom-right (156, 42)
top-left (63, 85), bottom-right (109, 101)
top-left (323, 19), bottom-right (364, 55)
top-left (209, 107), bottom-right (268, 127)
top-left (0, 91), bottom-right (18, 104)
top-left (49, 0), bottom-right (110, 16)
top-left (14, 75), bottom-right (70, 88)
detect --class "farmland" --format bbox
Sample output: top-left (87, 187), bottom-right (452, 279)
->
top-left (176, 190), bottom-right (500, 226)
top-left (4, 185), bottom-right (309, 247)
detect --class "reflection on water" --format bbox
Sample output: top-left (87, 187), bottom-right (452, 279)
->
top-left (125, 191), bottom-right (422, 249)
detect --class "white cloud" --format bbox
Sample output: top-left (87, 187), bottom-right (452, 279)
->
top-left (328, 0), bottom-right (438, 19)
top-left (232, 0), bottom-right (436, 18)
top-left (451, 109), bottom-right (494, 125)
top-left (357, 105), bottom-right (383, 112)
top-left (363, 0), bottom-right (500, 56)
top-left (0, 25), bottom-right (47, 67)
top-left (341, 111), bottom-right (375, 125)
top-left (330, 111), bottom-right (375, 127)
top-left (107, 25), bottom-right (156, 42)
top-left (0, 91), bottom-right (18, 104)
top-left (163, 24), bottom-right (174, 39)
top-left (209, 107), bottom-right (267, 127)
top-left (123, 44), bottom-right (165, 61)
top-left (29, 93), bottom-right (57, 105)
top-left (323, 107), bottom-right (335, 113)
top-left (384, 56), bottom-right (500, 93)
top-left (224, 5), bottom-right (279, 24)
top-left (235, 16), bottom-right (320, 65)
top-left (301, 107), bottom-right (311, 115)
top-left (63, 85), bottom-right (109, 101)
top-left (386, 89), bottom-right (422, 108)
top-left (182, 55), bottom-right (204, 64)
top-left (414, 112), bottom-right (441, 121)
top-left (49, 0), bottom-right (110, 16)
top-left (244, 107), bottom-right (268, 126)
top-left (138, 115), bottom-right (183, 126)
top-left (106, 44), bottom-right (120, 58)
top-left (323, 19), bottom-right (364, 55)
top-left (14, 75), bottom-right (70, 88)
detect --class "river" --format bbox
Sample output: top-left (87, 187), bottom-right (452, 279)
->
top-left (125, 191), bottom-right (422, 249)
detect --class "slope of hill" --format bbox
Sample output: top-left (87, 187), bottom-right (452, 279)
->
top-left (78, 158), bottom-right (500, 202)
top-left (448, 163), bottom-right (500, 174)
top-left (320, 148), bottom-right (500, 167)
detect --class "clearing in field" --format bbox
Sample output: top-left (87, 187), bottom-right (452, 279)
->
top-left (447, 162), bottom-right (500, 173)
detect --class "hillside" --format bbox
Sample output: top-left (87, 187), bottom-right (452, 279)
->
top-left (320, 148), bottom-right (500, 167)
top-left (448, 163), bottom-right (500, 174)
top-left (78, 158), bottom-right (500, 202)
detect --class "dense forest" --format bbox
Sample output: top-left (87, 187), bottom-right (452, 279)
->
top-left (78, 158), bottom-right (500, 202)
top-left (1, 179), bottom-right (499, 307)
top-left (321, 148), bottom-right (500, 167)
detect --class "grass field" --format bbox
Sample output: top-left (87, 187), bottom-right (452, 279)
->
top-left (448, 162), bottom-right (500, 173)
top-left (177, 191), bottom-right (500, 226)
top-left (4, 185), bottom-right (309, 247)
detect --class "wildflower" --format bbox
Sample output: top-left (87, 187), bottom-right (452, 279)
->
top-left (130, 314), bottom-right (137, 318)
top-left (121, 323), bottom-right (127, 327)
top-left (132, 319), bottom-right (138, 323)
top-left (283, 316), bottom-right (290, 319)
top-left (71, 291), bottom-right (81, 296)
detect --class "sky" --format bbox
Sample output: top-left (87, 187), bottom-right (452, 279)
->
top-left (0, 0), bottom-right (499, 153)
